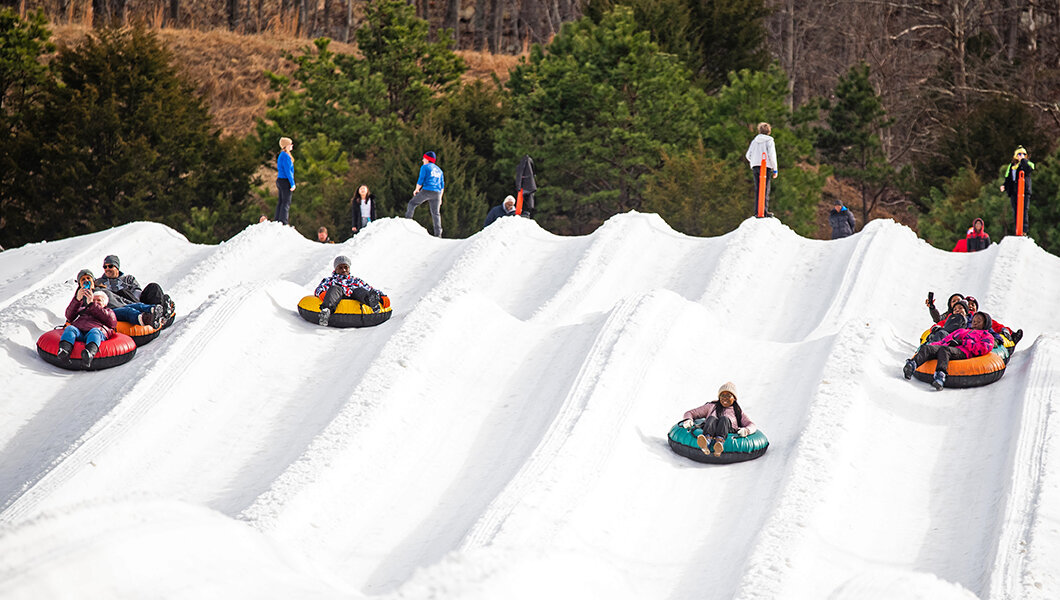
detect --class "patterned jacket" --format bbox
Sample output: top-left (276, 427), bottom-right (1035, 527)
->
top-left (929, 328), bottom-right (995, 359)
top-left (315, 272), bottom-right (381, 298)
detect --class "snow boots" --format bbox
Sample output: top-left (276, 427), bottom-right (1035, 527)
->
top-left (318, 307), bottom-right (331, 327)
top-left (1013, 329), bottom-right (1024, 345)
top-left (56, 340), bottom-right (73, 363)
top-left (932, 370), bottom-right (946, 390)
top-left (81, 342), bottom-right (99, 369)
top-left (903, 359), bottom-right (917, 380)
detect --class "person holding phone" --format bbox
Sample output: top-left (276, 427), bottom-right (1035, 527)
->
top-left (56, 269), bottom-right (117, 368)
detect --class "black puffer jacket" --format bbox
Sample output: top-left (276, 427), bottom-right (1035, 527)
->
top-left (829, 206), bottom-right (856, 239)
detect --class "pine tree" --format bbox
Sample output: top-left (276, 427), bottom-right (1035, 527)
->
top-left (15, 27), bottom-right (255, 245)
top-left (816, 62), bottom-right (895, 225)
top-left (496, 6), bottom-right (710, 233)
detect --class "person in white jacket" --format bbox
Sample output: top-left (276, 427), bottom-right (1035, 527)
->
top-left (745, 122), bottom-right (778, 217)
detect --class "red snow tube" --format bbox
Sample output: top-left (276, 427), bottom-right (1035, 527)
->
top-left (36, 328), bottom-right (137, 371)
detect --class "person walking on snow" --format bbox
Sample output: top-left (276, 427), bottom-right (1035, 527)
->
top-left (680, 382), bottom-right (757, 457)
top-left (829, 202), bottom-right (856, 238)
top-left (405, 151), bottom-right (445, 237)
top-left (275, 137), bottom-right (296, 225)
top-left (745, 122), bottom-right (778, 217)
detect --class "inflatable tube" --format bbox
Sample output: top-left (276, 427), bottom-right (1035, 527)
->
top-left (114, 312), bottom-right (177, 345)
top-left (297, 295), bottom-right (391, 328)
top-left (913, 349), bottom-right (1007, 388)
top-left (667, 420), bottom-right (769, 464)
top-left (36, 328), bottom-right (137, 371)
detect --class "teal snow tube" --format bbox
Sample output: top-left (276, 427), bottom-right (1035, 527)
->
top-left (667, 420), bottom-right (769, 464)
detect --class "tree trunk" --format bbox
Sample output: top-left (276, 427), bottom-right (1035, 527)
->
top-left (445, 0), bottom-right (460, 41)
top-left (169, 0), bottom-right (179, 26)
top-left (297, 0), bottom-right (306, 36)
top-left (474, 0), bottom-right (489, 50)
top-left (345, 0), bottom-right (353, 42)
top-left (323, 0), bottom-right (332, 39)
top-left (228, 0), bottom-right (239, 31)
top-left (784, 0), bottom-right (794, 112)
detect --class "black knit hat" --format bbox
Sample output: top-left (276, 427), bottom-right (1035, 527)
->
top-left (103, 254), bottom-right (120, 269)
top-left (952, 299), bottom-right (970, 314)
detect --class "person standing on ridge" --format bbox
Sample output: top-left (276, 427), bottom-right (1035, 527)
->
top-left (999, 146), bottom-right (1033, 234)
top-left (745, 122), bottom-right (778, 217)
top-left (405, 151), bottom-right (444, 237)
top-left (829, 202), bottom-right (856, 239)
top-left (275, 137), bottom-right (296, 225)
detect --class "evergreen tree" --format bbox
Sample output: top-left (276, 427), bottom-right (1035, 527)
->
top-left (256, 37), bottom-right (391, 160)
top-left (13, 27), bottom-right (255, 245)
top-left (0, 9), bottom-right (54, 247)
top-left (496, 7), bottom-right (710, 233)
top-left (582, 0), bottom-right (770, 91)
top-left (816, 63), bottom-right (895, 226)
top-left (917, 168), bottom-right (1007, 250)
top-left (701, 66), bottom-right (827, 237)
top-left (356, 0), bottom-right (466, 124)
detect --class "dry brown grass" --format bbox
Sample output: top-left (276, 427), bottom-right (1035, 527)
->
top-left (47, 23), bottom-right (521, 138)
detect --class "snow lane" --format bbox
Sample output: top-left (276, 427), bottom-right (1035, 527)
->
top-left (1, 214), bottom-right (1059, 599)
top-left (988, 335), bottom-right (1059, 598)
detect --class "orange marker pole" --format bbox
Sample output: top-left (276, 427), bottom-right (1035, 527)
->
top-left (516, 189), bottom-right (524, 216)
top-left (1016, 171), bottom-right (1025, 236)
top-left (757, 152), bottom-right (767, 218)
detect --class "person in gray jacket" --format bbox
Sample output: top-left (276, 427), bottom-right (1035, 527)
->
top-left (829, 203), bottom-right (856, 238)
top-left (94, 254), bottom-right (170, 327)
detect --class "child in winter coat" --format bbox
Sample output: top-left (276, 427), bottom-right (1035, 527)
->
top-left (965, 296), bottom-right (1024, 345)
top-left (926, 292), bottom-right (965, 324)
top-left (681, 382), bottom-right (757, 457)
top-left (314, 255), bottom-right (385, 327)
top-left (57, 269), bottom-right (118, 369)
top-left (904, 310), bottom-right (996, 390)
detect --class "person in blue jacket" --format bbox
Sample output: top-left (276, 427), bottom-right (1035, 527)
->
top-left (405, 151), bottom-right (445, 237)
top-left (275, 137), bottom-right (296, 225)
top-left (483, 195), bottom-right (516, 228)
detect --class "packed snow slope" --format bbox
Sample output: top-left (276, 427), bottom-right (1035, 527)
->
top-left (0, 214), bottom-right (1058, 600)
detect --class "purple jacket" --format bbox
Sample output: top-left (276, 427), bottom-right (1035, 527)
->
top-left (314, 272), bottom-right (381, 298)
top-left (683, 402), bottom-right (756, 431)
top-left (65, 296), bottom-right (117, 336)
top-left (929, 328), bottom-right (995, 358)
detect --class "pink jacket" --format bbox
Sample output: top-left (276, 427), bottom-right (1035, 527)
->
top-left (65, 296), bottom-right (117, 337)
top-left (929, 328), bottom-right (995, 358)
top-left (683, 402), bottom-right (756, 432)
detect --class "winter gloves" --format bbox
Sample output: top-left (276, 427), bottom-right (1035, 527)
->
top-left (681, 419), bottom-right (694, 429)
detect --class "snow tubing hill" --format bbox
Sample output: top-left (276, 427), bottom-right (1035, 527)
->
top-left (36, 328), bottom-right (137, 371)
top-left (297, 295), bottom-right (392, 328)
top-left (668, 421), bottom-right (769, 464)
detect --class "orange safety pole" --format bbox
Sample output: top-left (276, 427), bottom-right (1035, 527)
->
top-left (757, 152), bottom-right (767, 218)
top-left (1016, 171), bottom-right (1025, 236)
top-left (515, 189), bottom-right (524, 216)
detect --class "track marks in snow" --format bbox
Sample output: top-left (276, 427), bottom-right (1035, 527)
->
top-left (0, 289), bottom-right (246, 523)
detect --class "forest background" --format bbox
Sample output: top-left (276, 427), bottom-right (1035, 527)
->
top-left (2, 0), bottom-right (1060, 253)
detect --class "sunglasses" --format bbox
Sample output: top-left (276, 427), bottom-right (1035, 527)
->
top-left (103, 264), bottom-right (117, 269)
top-left (1016, 152), bottom-right (1027, 157)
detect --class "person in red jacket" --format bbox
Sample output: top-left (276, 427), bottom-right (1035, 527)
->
top-left (904, 311), bottom-right (996, 390)
top-left (964, 218), bottom-right (991, 252)
top-left (57, 269), bottom-right (118, 369)
top-left (680, 382), bottom-right (757, 457)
